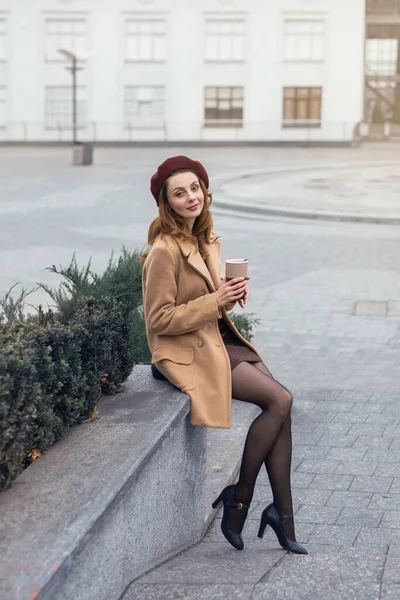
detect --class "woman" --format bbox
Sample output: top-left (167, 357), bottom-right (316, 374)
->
top-left (141, 156), bottom-right (307, 555)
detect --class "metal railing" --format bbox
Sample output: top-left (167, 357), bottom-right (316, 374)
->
top-left (0, 120), bottom-right (358, 143)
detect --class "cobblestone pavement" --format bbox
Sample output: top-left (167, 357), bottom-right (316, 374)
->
top-left (1, 146), bottom-right (400, 598)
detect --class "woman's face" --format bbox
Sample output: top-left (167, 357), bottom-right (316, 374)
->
top-left (166, 171), bottom-right (204, 229)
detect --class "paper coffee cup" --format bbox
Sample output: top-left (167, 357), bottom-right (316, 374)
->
top-left (225, 259), bottom-right (248, 281)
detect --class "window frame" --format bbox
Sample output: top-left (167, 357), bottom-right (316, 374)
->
top-left (124, 19), bottom-right (167, 62)
top-left (124, 85), bottom-right (165, 129)
top-left (204, 86), bottom-right (244, 128)
top-left (44, 85), bottom-right (86, 131)
top-left (283, 18), bottom-right (325, 62)
top-left (204, 18), bottom-right (245, 62)
top-left (0, 18), bottom-right (7, 62)
top-left (44, 18), bottom-right (88, 62)
top-left (282, 86), bottom-right (322, 128)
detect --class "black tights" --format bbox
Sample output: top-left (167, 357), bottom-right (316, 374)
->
top-left (231, 361), bottom-right (296, 540)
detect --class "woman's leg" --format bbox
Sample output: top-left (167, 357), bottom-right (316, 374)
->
top-left (252, 363), bottom-right (295, 539)
top-left (231, 361), bottom-right (296, 539)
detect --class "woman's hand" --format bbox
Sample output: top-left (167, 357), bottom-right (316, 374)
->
top-left (216, 277), bottom-right (249, 308)
top-left (238, 281), bottom-right (249, 309)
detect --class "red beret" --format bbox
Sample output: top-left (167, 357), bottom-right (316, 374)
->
top-left (150, 155), bottom-right (209, 203)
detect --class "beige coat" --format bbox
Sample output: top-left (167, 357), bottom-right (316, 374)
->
top-left (142, 234), bottom-right (263, 428)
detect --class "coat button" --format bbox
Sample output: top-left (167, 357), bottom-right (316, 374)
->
top-left (198, 341), bottom-right (204, 347)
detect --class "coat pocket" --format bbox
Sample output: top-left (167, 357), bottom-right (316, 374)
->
top-left (151, 346), bottom-right (195, 391)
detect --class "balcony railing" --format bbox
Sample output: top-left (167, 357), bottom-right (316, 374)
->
top-left (367, 0), bottom-right (400, 14)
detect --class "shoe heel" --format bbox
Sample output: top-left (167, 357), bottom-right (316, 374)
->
top-left (257, 514), bottom-right (268, 539)
top-left (212, 492), bottom-right (223, 509)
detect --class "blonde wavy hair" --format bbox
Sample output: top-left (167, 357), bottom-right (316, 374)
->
top-left (141, 170), bottom-right (219, 264)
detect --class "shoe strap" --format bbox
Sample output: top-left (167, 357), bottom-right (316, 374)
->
top-left (227, 500), bottom-right (250, 510)
top-left (280, 513), bottom-right (294, 519)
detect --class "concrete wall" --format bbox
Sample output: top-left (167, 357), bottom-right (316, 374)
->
top-left (0, 367), bottom-right (207, 600)
top-left (0, 0), bottom-right (365, 142)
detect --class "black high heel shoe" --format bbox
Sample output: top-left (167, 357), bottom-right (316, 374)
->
top-left (212, 485), bottom-right (250, 551)
top-left (257, 503), bottom-right (308, 555)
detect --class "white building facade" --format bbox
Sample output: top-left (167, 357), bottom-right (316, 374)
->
top-left (0, 0), bottom-right (366, 143)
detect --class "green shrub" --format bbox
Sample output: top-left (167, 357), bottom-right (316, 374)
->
top-left (230, 312), bottom-right (261, 343)
top-left (0, 298), bottom-right (130, 490)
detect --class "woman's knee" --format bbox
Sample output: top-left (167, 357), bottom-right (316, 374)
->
top-left (272, 386), bottom-right (293, 419)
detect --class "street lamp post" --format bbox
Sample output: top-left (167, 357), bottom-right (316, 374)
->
top-left (58, 49), bottom-right (80, 144)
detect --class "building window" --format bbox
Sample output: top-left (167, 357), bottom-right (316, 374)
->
top-left (124, 86), bottom-right (165, 127)
top-left (283, 19), bottom-right (325, 61)
top-left (366, 38), bottom-right (398, 76)
top-left (124, 19), bottom-right (166, 61)
top-left (282, 87), bottom-right (322, 127)
top-left (367, 0), bottom-right (396, 14)
top-left (0, 87), bottom-right (6, 127)
top-left (0, 19), bottom-right (6, 61)
top-left (205, 19), bottom-right (245, 61)
top-left (44, 19), bottom-right (87, 61)
top-left (45, 86), bottom-right (86, 130)
top-left (204, 86), bottom-right (244, 128)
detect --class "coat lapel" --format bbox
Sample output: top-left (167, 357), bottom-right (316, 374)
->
top-left (176, 238), bottom-right (218, 292)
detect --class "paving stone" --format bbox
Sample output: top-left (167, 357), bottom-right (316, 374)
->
top-left (335, 508), bottom-right (384, 528)
top-left (369, 494), bottom-right (400, 511)
top-left (309, 474), bottom-right (353, 491)
top-left (354, 527), bottom-right (400, 548)
top-left (296, 458), bottom-right (340, 475)
top-left (383, 545), bottom-right (400, 583)
top-left (293, 444), bottom-right (330, 459)
top-left (390, 438), bottom-right (400, 450)
top-left (351, 401), bottom-right (387, 415)
top-left (253, 582), bottom-right (380, 600)
top-left (251, 485), bottom-right (272, 502)
top-left (384, 424), bottom-right (400, 437)
top-left (389, 479), bottom-right (400, 493)
top-left (364, 449), bottom-right (400, 464)
top-left (295, 505), bottom-right (342, 525)
top-left (137, 543), bottom-right (282, 584)
top-left (292, 430), bottom-right (322, 445)
top-left (333, 411), bottom-right (368, 424)
top-left (292, 487), bottom-right (333, 507)
top-left (348, 424), bottom-right (386, 437)
top-left (296, 409), bottom-right (338, 423)
top-left (308, 390), bottom-right (341, 402)
top-left (317, 434), bottom-right (358, 448)
top-left (291, 472), bottom-right (316, 489)
top-left (313, 422), bottom-right (352, 436)
top-left (349, 476), bottom-right (394, 494)
top-left (335, 461), bottom-right (377, 476)
top-left (327, 490), bottom-right (373, 508)
top-left (302, 542), bottom-right (342, 555)
top-left (379, 512), bottom-right (400, 529)
top-left (338, 391), bottom-right (374, 403)
top-left (253, 551), bottom-right (385, 599)
top-left (124, 584), bottom-right (256, 600)
top-left (315, 400), bottom-right (354, 413)
top-left (374, 463), bottom-right (400, 478)
top-left (380, 583), bottom-right (400, 600)
top-left (326, 448), bottom-right (366, 461)
top-left (366, 413), bottom-right (400, 425)
top-left (353, 436), bottom-right (393, 450)
top-left (292, 398), bottom-right (319, 410)
top-left (306, 524), bottom-right (360, 546)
